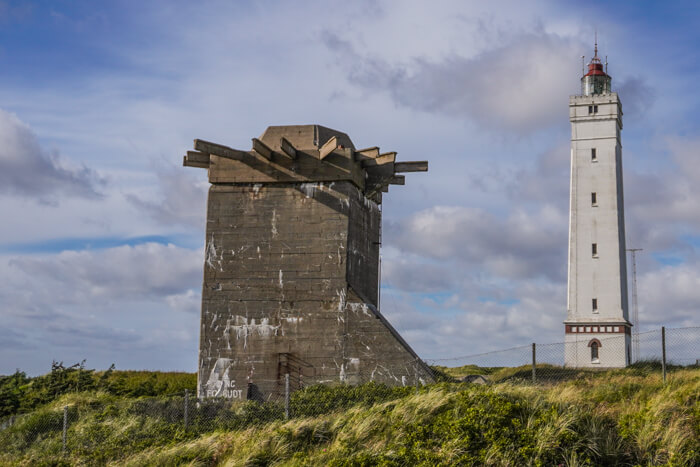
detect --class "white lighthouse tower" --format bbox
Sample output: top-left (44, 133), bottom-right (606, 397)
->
top-left (565, 42), bottom-right (632, 368)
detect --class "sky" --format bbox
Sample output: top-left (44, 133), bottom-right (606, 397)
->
top-left (1, 0), bottom-right (700, 375)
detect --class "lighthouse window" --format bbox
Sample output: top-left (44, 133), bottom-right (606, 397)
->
top-left (594, 105), bottom-right (599, 113)
top-left (588, 105), bottom-right (593, 114)
top-left (592, 298), bottom-right (598, 312)
top-left (590, 341), bottom-right (599, 361)
top-left (591, 148), bottom-right (597, 161)
top-left (591, 192), bottom-right (597, 205)
top-left (592, 243), bottom-right (598, 256)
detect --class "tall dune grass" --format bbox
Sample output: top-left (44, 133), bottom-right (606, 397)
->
top-left (0, 367), bottom-right (697, 466)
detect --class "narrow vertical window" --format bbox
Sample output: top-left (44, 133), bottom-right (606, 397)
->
top-left (591, 148), bottom-right (597, 161)
top-left (592, 298), bottom-right (598, 312)
top-left (592, 243), bottom-right (598, 256)
top-left (594, 105), bottom-right (599, 113)
top-left (588, 105), bottom-right (593, 114)
top-left (591, 341), bottom-right (599, 360)
top-left (591, 192), bottom-right (597, 205)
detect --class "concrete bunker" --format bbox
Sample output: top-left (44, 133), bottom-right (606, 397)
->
top-left (184, 125), bottom-right (433, 399)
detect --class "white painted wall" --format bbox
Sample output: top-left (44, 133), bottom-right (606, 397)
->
top-left (564, 332), bottom-right (630, 368)
top-left (565, 92), bottom-right (631, 368)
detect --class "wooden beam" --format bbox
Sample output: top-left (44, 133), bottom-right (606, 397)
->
top-left (389, 175), bottom-right (405, 185)
top-left (361, 152), bottom-right (396, 168)
top-left (183, 155), bottom-right (209, 169)
top-left (251, 138), bottom-right (273, 160)
top-left (194, 139), bottom-right (243, 160)
top-left (186, 151), bottom-right (210, 164)
top-left (355, 146), bottom-right (380, 160)
top-left (319, 136), bottom-right (338, 160)
top-left (394, 161), bottom-right (428, 172)
top-left (279, 137), bottom-right (297, 160)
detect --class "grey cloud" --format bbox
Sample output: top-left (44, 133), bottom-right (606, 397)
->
top-left (382, 279), bottom-right (566, 361)
top-left (44, 322), bottom-right (140, 349)
top-left (165, 289), bottom-right (201, 314)
top-left (126, 163), bottom-right (207, 228)
top-left (0, 109), bottom-right (103, 202)
top-left (616, 76), bottom-right (655, 118)
top-left (623, 138), bottom-right (700, 250)
top-left (638, 258), bottom-right (700, 328)
top-left (8, 243), bottom-right (201, 303)
top-left (382, 259), bottom-right (457, 293)
top-left (386, 205), bottom-right (568, 281)
top-left (509, 143), bottom-right (570, 205)
top-left (323, 31), bottom-right (582, 133)
top-left (0, 327), bottom-right (27, 350)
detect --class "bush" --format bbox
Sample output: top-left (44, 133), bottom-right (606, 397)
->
top-left (290, 381), bottom-right (414, 417)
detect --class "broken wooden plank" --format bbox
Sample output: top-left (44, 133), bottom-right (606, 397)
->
top-left (279, 137), bottom-right (297, 160)
top-left (194, 139), bottom-right (246, 160)
top-left (354, 146), bottom-right (380, 160)
top-left (319, 136), bottom-right (338, 160)
top-left (183, 155), bottom-right (209, 168)
top-left (251, 138), bottom-right (273, 160)
top-left (361, 152), bottom-right (396, 168)
top-left (186, 151), bottom-right (210, 163)
top-left (389, 175), bottom-right (405, 185)
top-left (394, 161), bottom-right (428, 172)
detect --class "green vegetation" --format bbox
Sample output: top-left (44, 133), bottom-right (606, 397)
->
top-left (0, 364), bottom-right (698, 466)
top-left (0, 361), bottom-right (196, 419)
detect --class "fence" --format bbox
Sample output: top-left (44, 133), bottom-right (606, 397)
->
top-left (0, 326), bottom-right (698, 458)
top-left (426, 326), bottom-right (700, 384)
top-left (0, 377), bottom-right (426, 459)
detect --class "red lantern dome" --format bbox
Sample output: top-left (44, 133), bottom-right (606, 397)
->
top-left (581, 40), bottom-right (611, 96)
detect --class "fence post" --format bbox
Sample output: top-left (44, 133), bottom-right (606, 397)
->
top-left (532, 343), bottom-right (536, 384)
top-left (62, 405), bottom-right (68, 454)
top-left (284, 373), bottom-right (290, 420)
top-left (184, 389), bottom-right (189, 431)
top-left (661, 326), bottom-right (667, 384)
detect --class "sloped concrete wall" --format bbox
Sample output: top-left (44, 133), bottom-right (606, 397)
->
top-left (198, 181), bottom-right (430, 400)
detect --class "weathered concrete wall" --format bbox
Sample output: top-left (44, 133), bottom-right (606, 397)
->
top-left (198, 180), bottom-right (430, 400)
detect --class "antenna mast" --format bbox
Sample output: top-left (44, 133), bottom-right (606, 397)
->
top-left (627, 248), bottom-right (643, 362)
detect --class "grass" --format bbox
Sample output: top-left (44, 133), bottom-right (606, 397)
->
top-left (0, 366), bottom-right (698, 466)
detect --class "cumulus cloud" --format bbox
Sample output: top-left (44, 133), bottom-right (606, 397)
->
top-left (8, 243), bottom-right (201, 304)
top-left (509, 143), bottom-right (570, 205)
top-left (323, 31), bottom-right (582, 133)
top-left (165, 289), bottom-right (201, 314)
top-left (386, 204), bottom-right (568, 281)
top-left (126, 163), bottom-right (207, 228)
top-left (0, 109), bottom-right (103, 201)
top-left (382, 277), bottom-right (566, 361)
top-left (638, 257), bottom-right (700, 328)
top-left (0, 243), bottom-right (203, 373)
top-left (616, 76), bottom-right (655, 118)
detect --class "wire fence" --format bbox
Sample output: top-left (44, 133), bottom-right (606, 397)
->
top-left (0, 326), bottom-right (698, 457)
top-left (425, 326), bottom-right (700, 384)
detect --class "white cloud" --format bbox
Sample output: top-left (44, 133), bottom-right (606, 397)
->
top-left (165, 289), bottom-right (201, 315)
top-left (323, 30), bottom-right (584, 133)
top-left (387, 204), bottom-right (567, 281)
top-left (0, 244), bottom-right (203, 374)
top-left (0, 108), bottom-right (103, 202)
top-left (7, 243), bottom-right (201, 304)
top-left (638, 258), bottom-right (700, 328)
top-left (126, 162), bottom-right (208, 228)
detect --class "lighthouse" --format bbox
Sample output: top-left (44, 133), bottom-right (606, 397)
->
top-left (564, 42), bottom-right (632, 368)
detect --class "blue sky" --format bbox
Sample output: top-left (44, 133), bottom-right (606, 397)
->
top-left (1, 0), bottom-right (700, 375)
